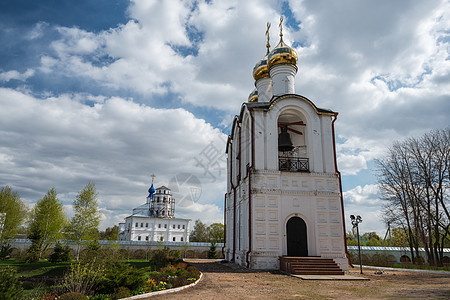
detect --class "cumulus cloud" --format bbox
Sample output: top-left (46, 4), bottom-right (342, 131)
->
top-left (343, 184), bottom-right (385, 235)
top-left (1, 0), bottom-right (449, 233)
top-left (0, 88), bottom-right (226, 228)
top-left (0, 69), bottom-right (35, 82)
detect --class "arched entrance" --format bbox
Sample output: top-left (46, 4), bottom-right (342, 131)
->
top-left (286, 216), bottom-right (308, 257)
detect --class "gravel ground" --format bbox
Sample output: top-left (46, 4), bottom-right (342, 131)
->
top-left (143, 259), bottom-right (450, 299)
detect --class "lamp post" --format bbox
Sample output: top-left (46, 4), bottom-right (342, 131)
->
top-left (350, 214), bottom-right (363, 274)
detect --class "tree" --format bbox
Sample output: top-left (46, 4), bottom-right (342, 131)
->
top-left (391, 227), bottom-right (409, 247)
top-left (189, 219), bottom-right (209, 242)
top-left (0, 186), bottom-right (27, 248)
top-left (377, 128), bottom-right (450, 266)
top-left (361, 232), bottom-right (382, 246)
top-left (208, 223), bottom-right (224, 244)
top-left (68, 182), bottom-right (101, 261)
top-left (99, 226), bottom-right (119, 241)
top-left (27, 188), bottom-right (66, 260)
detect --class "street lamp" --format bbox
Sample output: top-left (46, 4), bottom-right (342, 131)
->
top-left (350, 214), bottom-right (363, 274)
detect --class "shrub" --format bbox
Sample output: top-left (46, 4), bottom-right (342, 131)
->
top-left (61, 261), bottom-right (105, 296)
top-left (0, 266), bottom-right (24, 300)
top-left (25, 242), bottom-right (41, 262)
top-left (186, 265), bottom-right (200, 279)
top-left (0, 244), bottom-right (12, 259)
top-left (49, 242), bottom-right (73, 263)
top-left (58, 292), bottom-right (87, 300)
top-left (111, 286), bottom-right (131, 300)
top-left (169, 250), bottom-right (182, 259)
top-left (150, 246), bottom-right (172, 269)
top-left (160, 264), bottom-right (177, 276)
top-left (208, 243), bottom-right (218, 259)
top-left (96, 262), bottom-right (145, 295)
top-left (88, 294), bottom-right (109, 300)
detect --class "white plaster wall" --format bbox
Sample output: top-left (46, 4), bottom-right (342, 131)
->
top-left (125, 217), bottom-right (190, 242)
top-left (269, 65), bottom-right (297, 96)
top-left (255, 77), bottom-right (273, 102)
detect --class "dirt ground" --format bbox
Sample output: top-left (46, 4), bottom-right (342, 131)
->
top-left (145, 259), bottom-right (450, 300)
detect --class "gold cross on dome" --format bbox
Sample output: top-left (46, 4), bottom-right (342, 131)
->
top-left (151, 174), bottom-right (155, 184)
top-left (265, 22), bottom-right (271, 50)
top-left (279, 16), bottom-right (284, 37)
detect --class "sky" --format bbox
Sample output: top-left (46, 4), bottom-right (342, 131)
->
top-left (0, 0), bottom-right (449, 236)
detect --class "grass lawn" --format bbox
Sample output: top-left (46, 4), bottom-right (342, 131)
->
top-left (0, 258), bottom-right (71, 277)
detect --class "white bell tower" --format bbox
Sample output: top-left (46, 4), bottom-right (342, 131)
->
top-left (224, 18), bottom-right (349, 271)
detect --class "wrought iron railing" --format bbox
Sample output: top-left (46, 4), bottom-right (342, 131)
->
top-left (279, 156), bottom-right (309, 172)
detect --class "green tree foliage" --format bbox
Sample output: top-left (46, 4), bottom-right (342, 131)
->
top-left (68, 182), bottom-right (101, 261)
top-left (190, 219), bottom-right (225, 243)
top-left (189, 219), bottom-right (208, 242)
top-left (99, 226), bottom-right (119, 241)
top-left (49, 242), bottom-right (73, 263)
top-left (361, 232), bottom-right (382, 246)
top-left (61, 260), bottom-right (104, 296)
top-left (0, 266), bottom-right (24, 299)
top-left (208, 223), bottom-right (224, 244)
top-left (0, 186), bottom-right (27, 247)
top-left (27, 188), bottom-right (66, 260)
top-left (207, 243), bottom-right (218, 259)
top-left (391, 227), bottom-right (409, 247)
top-left (346, 231), bottom-right (382, 246)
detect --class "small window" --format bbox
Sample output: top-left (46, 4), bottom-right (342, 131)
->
top-left (146, 223), bottom-right (149, 228)
top-left (137, 236), bottom-right (141, 241)
top-left (145, 236), bottom-right (149, 241)
top-left (141, 223), bottom-right (143, 227)
top-left (181, 237), bottom-right (184, 242)
top-left (182, 225), bottom-right (185, 229)
top-left (173, 237), bottom-right (176, 242)
top-left (135, 223), bottom-right (138, 227)
top-left (164, 224), bottom-right (167, 228)
top-left (178, 224), bottom-right (180, 229)
top-left (173, 224), bottom-right (175, 229)
top-left (158, 224), bottom-right (161, 228)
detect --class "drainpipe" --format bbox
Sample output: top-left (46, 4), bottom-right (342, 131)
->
top-left (232, 185), bottom-right (236, 262)
top-left (246, 108), bottom-right (255, 268)
top-left (245, 165), bottom-right (253, 268)
top-left (238, 124), bottom-right (242, 184)
top-left (230, 139), bottom-right (236, 263)
top-left (223, 193), bottom-right (226, 258)
top-left (331, 112), bottom-right (353, 268)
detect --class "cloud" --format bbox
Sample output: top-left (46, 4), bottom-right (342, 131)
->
top-left (1, 0), bottom-right (449, 234)
top-left (0, 69), bottom-right (35, 82)
top-left (343, 184), bottom-right (385, 236)
top-left (0, 88), bottom-right (226, 228)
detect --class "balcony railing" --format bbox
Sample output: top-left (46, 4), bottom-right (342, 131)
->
top-left (279, 156), bottom-right (309, 172)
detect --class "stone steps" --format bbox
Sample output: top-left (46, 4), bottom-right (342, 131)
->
top-left (280, 256), bottom-right (344, 275)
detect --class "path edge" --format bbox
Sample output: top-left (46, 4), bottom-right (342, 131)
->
top-left (124, 272), bottom-right (204, 299)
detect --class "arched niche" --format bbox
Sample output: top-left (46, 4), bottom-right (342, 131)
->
top-left (277, 108), bottom-right (309, 172)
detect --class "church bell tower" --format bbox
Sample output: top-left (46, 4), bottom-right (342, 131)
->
top-left (224, 18), bottom-right (349, 271)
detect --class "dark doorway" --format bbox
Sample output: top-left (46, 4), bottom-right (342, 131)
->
top-left (286, 216), bottom-right (308, 256)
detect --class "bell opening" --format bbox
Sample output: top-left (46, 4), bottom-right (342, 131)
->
top-left (278, 126), bottom-right (294, 152)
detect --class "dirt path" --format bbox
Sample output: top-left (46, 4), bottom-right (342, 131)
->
top-left (145, 260), bottom-right (450, 299)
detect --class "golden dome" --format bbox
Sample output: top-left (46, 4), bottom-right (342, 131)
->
top-left (268, 38), bottom-right (298, 70)
top-left (253, 54), bottom-right (269, 81)
top-left (248, 88), bottom-right (258, 102)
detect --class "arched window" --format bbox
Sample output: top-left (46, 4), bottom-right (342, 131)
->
top-left (278, 110), bottom-right (308, 172)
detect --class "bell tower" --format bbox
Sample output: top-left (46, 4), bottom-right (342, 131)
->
top-left (224, 18), bottom-right (349, 271)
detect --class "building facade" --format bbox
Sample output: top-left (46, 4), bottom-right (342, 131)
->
top-left (224, 21), bottom-right (349, 270)
top-left (119, 184), bottom-right (190, 242)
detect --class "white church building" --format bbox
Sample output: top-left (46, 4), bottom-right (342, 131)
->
top-left (224, 20), bottom-right (349, 271)
top-left (118, 180), bottom-right (190, 242)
